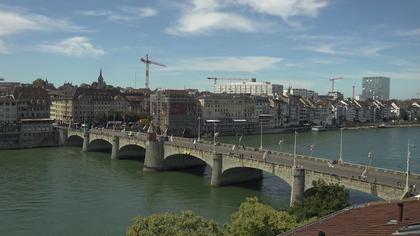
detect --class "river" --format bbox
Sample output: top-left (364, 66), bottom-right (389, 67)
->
top-left (0, 127), bottom-right (419, 235)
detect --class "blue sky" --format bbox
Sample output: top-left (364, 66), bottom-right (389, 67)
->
top-left (0, 0), bottom-right (419, 99)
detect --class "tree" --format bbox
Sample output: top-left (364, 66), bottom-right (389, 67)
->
top-left (225, 197), bottom-right (299, 236)
top-left (127, 210), bottom-right (222, 236)
top-left (94, 112), bottom-right (107, 125)
top-left (32, 78), bottom-right (46, 88)
top-left (289, 179), bottom-right (350, 221)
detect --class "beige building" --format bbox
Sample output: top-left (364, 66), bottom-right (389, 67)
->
top-left (51, 87), bottom-right (128, 125)
top-left (198, 94), bottom-right (257, 135)
top-left (0, 96), bottom-right (17, 123)
top-left (13, 87), bottom-right (51, 120)
top-left (123, 88), bottom-right (151, 115)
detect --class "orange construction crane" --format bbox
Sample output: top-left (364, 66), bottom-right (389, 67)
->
top-left (208, 77), bottom-right (253, 92)
top-left (329, 77), bottom-right (343, 92)
top-left (140, 54), bottom-right (166, 89)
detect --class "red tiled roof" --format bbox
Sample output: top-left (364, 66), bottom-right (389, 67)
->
top-left (282, 199), bottom-right (420, 236)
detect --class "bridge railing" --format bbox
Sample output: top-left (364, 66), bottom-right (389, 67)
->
top-left (305, 169), bottom-right (404, 190)
top-left (340, 162), bottom-right (420, 180)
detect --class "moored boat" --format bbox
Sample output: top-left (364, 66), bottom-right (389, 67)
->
top-left (311, 126), bottom-right (327, 132)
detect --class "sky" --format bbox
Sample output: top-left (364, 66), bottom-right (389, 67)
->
top-left (0, 0), bottom-right (420, 99)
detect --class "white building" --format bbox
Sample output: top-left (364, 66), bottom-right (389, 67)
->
top-left (215, 79), bottom-right (283, 96)
top-left (362, 76), bottom-right (390, 101)
top-left (285, 88), bottom-right (318, 101)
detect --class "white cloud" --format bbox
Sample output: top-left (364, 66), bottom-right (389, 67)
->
top-left (37, 37), bottom-right (104, 58)
top-left (0, 8), bottom-right (87, 36)
top-left (79, 6), bottom-right (157, 22)
top-left (170, 56), bottom-right (283, 72)
top-left (311, 44), bottom-right (336, 54)
top-left (297, 34), bottom-right (394, 57)
top-left (167, 0), bottom-right (330, 35)
top-left (235, 0), bottom-right (330, 20)
top-left (0, 40), bottom-right (7, 54)
top-left (395, 28), bottom-right (420, 37)
top-left (167, 0), bottom-right (257, 35)
top-left (167, 11), bottom-right (257, 35)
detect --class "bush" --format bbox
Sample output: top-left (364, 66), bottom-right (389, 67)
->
top-left (126, 210), bottom-right (222, 236)
top-left (289, 179), bottom-right (350, 221)
top-left (225, 197), bottom-right (299, 236)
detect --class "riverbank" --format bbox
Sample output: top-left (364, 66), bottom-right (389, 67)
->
top-left (234, 122), bottom-right (420, 136)
top-left (342, 123), bottom-right (420, 130)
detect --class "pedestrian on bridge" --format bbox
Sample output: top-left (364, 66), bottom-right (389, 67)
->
top-left (193, 139), bottom-right (197, 149)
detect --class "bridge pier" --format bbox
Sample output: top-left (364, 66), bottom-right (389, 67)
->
top-left (290, 168), bottom-right (305, 207)
top-left (82, 131), bottom-right (90, 152)
top-left (58, 129), bottom-right (68, 146)
top-left (144, 139), bottom-right (165, 171)
top-left (111, 136), bottom-right (119, 160)
top-left (211, 153), bottom-right (223, 187)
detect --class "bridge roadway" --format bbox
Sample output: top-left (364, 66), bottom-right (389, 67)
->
top-left (60, 128), bottom-right (419, 205)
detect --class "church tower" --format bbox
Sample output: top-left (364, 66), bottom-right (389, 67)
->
top-left (97, 69), bottom-right (106, 89)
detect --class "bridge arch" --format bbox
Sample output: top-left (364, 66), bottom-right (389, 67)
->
top-left (118, 144), bottom-right (146, 159)
top-left (67, 135), bottom-right (83, 146)
top-left (221, 166), bottom-right (292, 189)
top-left (164, 153), bottom-right (208, 170)
top-left (88, 138), bottom-right (112, 152)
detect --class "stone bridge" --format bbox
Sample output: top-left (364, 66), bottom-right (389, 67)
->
top-left (59, 128), bottom-right (420, 206)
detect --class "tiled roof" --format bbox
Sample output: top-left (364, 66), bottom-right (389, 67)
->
top-left (281, 199), bottom-right (420, 236)
top-left (12, 87), bottom-right (50, 101)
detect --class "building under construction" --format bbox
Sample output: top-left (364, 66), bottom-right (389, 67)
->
top-left (214, 78), bottom-right (283, 96)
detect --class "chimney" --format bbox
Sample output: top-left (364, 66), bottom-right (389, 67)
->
top-left (352, 86), bottom-right (355, 99)
top-left (398, 203), bottom-right (404, 222)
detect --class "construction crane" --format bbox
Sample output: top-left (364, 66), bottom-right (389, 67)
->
top-left (329, 77), bottom-right (343, 92)
top-left (207, 77), bottom-right (253, 92)
top-left (140, 54), bottom-right (166, 89)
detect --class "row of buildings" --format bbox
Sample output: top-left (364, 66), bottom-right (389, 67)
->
top-left (0, 72), bottom-right (416, 142)
top-left (0, 87), bottom-right (54, 148)
top-left (149, 89), bottom-right (420, 136)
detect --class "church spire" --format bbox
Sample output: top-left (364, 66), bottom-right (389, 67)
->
top-left (97, 68), bottom-right (105, 89)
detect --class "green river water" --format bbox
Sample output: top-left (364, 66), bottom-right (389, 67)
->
top-left (0, 127), bottom-right (419, 235)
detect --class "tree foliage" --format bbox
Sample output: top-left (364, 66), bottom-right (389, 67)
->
top-left (126, 210), bottom-right (223, 236)
top-left (289, 179), bottom-right (350, 221)
top-left (225, 197), bottom-right (299, 236)
top-left (32, 78), bottom-right (46, 88)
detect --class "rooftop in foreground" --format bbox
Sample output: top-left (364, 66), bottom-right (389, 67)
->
top-left (280, 198), bottom-right (420, 236)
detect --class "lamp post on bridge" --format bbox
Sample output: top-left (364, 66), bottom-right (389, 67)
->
top-left (339, 128), bottom-right (344, 163)
top-left (233, 119), bottom-right (246, 139)
top-left (293, 128), bottom-right (297, 168)
top-left (361, 152), bottom-right (373, 180)
top-left (405, 140), bottom-right (412, 192)
top-left (278, 139), bottom-right (284, 152)
top-left (197, 116), bottom-right (201, 142)
top-left (206, 120), bottom-right (220, 154)
top-left (259, 114), bottom-right (272, 150)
